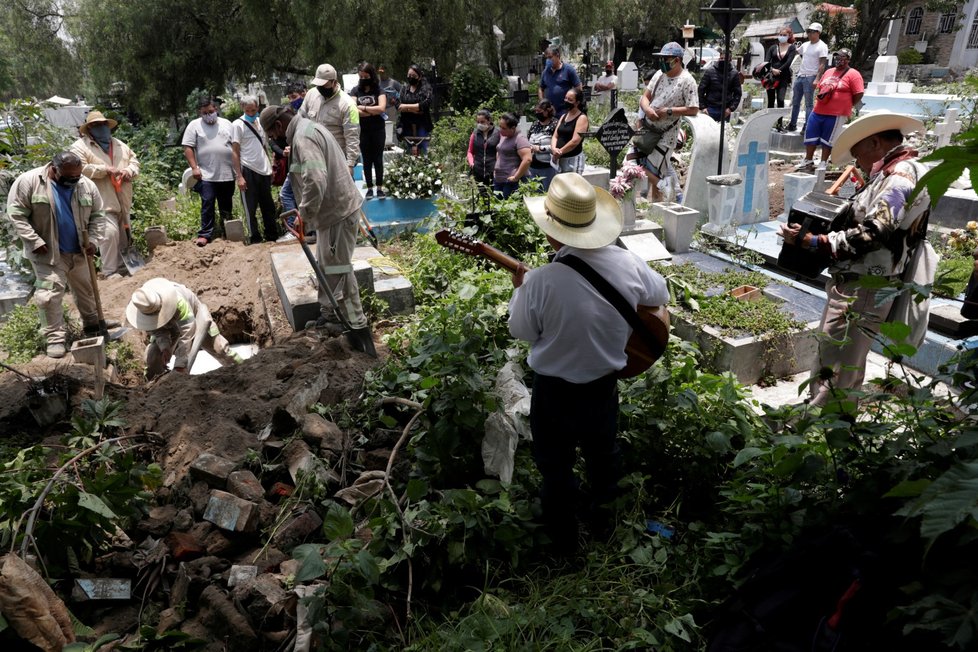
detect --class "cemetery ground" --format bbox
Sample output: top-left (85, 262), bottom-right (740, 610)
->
top-left (2, 105), bottom-right (978, 650)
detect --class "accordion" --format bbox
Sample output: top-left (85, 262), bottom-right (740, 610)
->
top-left (777, 191), bottom-right (854, 279)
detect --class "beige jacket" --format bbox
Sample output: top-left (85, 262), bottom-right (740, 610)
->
top-left (298, 87), bottom-right (361, 168)
top-left (4, 164), bottom-right (106, 265)
top-left (286, 117), bottom-right (363, 231)
top-left (70, 135), bottom-right (140, 222)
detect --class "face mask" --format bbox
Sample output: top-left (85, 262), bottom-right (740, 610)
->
top-left (535, 112), bottom-right (546, 120)
top-left (57, 173), bottom-right (80, 187)
top-left (243, 113), bottom-right (257, 123)
top-left (89, 124), bottom-right (112, 150)
top-left (290, 97), bottom-right (303, 111)
top-left (778, 35), bottom-right (788, 43)
top-left (202, 112), bottom-right (218, 125)
top-left (319, 85), bottom-right (335, 99)
top-left (407, 75), bottom-right (419, 83)
top-left (564, 100), bottom-right (574, 110)
top-left (476, 123), bottom-right (489, 132)
top-left (659, 59), bottom-right (673, 73)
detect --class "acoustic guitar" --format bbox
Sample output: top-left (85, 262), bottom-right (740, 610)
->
top-left (434, 229), bottom-right (670, 378)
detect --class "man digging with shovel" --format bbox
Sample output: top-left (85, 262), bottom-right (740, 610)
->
top-left (125, 277), bottom-right (242, 380)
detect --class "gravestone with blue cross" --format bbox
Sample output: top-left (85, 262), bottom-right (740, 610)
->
top-left (727, 107), bottom-right (789, 225)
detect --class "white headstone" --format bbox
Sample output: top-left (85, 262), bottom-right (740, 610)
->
top-left (342, 73), bottom-right (359, 93)
top-left (866, 56), bottom-right (899, 95)
top-left (726, 107), bottom-right (790, 225)
top-left (617, 61), bottom-right (639, 92)
top-left (780, 172), bottom-right (818, 221)
top-left (681, 113), bottom-right (726, 218)
top-left (933, 108), bottom-right (963, 148)
top-left (517, 116), bottom-right (531, 135)
top-left (702, 174), bottom-right (743, 236)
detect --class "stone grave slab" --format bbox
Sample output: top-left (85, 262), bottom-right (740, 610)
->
top-left (934, 188), bottom-right (978, 229)
top-left (617, 61), bottom-right (639, 91)
top-left (270, 245), bottom-right (375, 331)
top-left (581, 165), bottom-right (610, 190)
top-left (353, 246), bottom-right (416, 315)
top-left (618, 232), bottom-right (671, 262)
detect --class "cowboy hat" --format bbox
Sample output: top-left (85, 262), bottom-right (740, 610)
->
top-left (79, 110), bottom-right (118, 137)
top-left (126, 278), bottom-right (179, 330)
top-left (830, 111), bottom-right (924, 165)
top-left (524, 173), bottom-right (623, 249)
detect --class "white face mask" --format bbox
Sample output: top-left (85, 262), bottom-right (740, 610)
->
top-left (476, 123), bottom-right (489, 132)
top-left (778, 35), bottom-right (788, 44)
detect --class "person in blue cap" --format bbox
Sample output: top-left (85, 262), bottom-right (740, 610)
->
top-left (634, 42), bottom-right (699, 202)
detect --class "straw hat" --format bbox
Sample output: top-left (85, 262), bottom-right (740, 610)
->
top-left (830, 111), bottom-right (924, 165)
top-left (79, 110), bottom-right (118, 137)
top-left (524, 173), bottom-right (623, 249)
top-left (126, 278), bottom-right (179, 330)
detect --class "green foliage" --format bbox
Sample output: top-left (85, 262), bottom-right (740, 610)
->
top-left (0, 2), bottom-right (82, 101)
top-left (0, 401), bottom-right (161, 574)
top-left (0, 303), bottom-right (44, 363)
top-left (912, 121), bottom-right (978, 207)
top-left (429, 111), bottom-right (477, 181)
top-left (898, 48), bottom-right (925, 65)
top-left (114, 118), bottom-right (187, 225)
top-left (448, 65), bottom-right (504, 113)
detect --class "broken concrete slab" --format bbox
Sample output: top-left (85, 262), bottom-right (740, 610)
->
top-left (300, 413), bottom-right (345, 451)
top-left (228, 565), bottom-right (258, 588)
top-left (225, 219), bottom-right (246, 243)
top-left (374, 276), bottom-right (415, 315)
top-left (164, 531), bottom-right (205, 561)
top-left (71, 578), bottom-right (131, 601)
top-left (189, 453), bottom-right (236, 488)
top-left (618, 232), bottom-right (672, 263)
top-left (227, 470), bottom-right (264, 503)
top-left (203, 490), bottom-right (260, 533)
top-left (283, 439), bottom-right (339, 487)
top-left (271, 508), bottom-right (323, 551)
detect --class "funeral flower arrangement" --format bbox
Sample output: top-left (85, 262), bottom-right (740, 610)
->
top-left (383, 155), bottom-right (443, 199)
top-left (946, 220), bottom-right (978, 253)
top-left (608, 161), bottom-right (646, 200)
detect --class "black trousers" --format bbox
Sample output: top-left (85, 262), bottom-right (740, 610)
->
top-left (530, 371), bottom-right (622, 546)
top-left (767, 79), bottom-right (790, 108)
top-left (242, 167), bottom-right (278, 242)
top-left (360, 125), bottom-right (386, 188)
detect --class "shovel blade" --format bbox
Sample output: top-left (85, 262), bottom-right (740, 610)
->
top-left (121, 246), bottom-right (145, 274)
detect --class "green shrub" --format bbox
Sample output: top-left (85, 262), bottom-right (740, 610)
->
top-left (448, 65), bottom-right (504, 113)
top-left (898, 48), bottom-right (924, 65)
top-left (0, 303), bottom-right (44, 363)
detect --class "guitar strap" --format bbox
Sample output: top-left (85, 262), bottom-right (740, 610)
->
top-left (558, 255), bottom-right (664, 356)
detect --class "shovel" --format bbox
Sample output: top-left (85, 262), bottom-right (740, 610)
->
top-left (108, 173), bottom-right (145, 274)
top-left (81, 230), bottom-right (128, 342)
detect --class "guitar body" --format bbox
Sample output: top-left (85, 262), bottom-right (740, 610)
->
top-left (618, 305), bottom-right (670, 378)
top-left (434, 228), bottom-right (670, 377)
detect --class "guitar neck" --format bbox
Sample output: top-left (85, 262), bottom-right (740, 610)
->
top-left (478, 245), bottom-right (521, 274)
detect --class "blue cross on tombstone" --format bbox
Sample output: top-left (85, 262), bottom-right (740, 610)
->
top-left (738, 140), bottom-right (767, 215)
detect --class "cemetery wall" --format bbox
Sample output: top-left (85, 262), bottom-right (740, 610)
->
top-left (893, 3), bottom-right (962, 67)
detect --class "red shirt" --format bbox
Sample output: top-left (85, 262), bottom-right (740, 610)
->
top-left (814, 67), bottom-right (864, 117)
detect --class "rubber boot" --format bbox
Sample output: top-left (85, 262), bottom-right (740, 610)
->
top-left (345, 326), bottom-right (378, 358)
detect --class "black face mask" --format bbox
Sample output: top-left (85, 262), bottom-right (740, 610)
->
top-left (407, 75), bottom-right (420, 83)
top-left (56, 174), bottom-right (80, 187)
top-left (563, 100), bottom-right (575, 110)
top-left (535, 112), bottom-right (546, 120)
top-left (319, 85), bottom-right (335, 99)
top-left (358, 79), bottom-right (371, 90)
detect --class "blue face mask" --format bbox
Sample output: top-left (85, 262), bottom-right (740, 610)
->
top-left (243, 113), bottom-right (257, 123)
top-left (290, 97), bottom-right (303, 111)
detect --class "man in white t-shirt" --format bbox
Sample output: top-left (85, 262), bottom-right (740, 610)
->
top-left (593, 60), bottom-right (618, 106)
top-left (786, 22), bottom-right (829, 133)
top-left (183, 96), bottom-right (235, 247)
top-left (232, 95), bottom-right (277, 243)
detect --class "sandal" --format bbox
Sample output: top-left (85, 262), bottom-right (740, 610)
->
top-left (195, 237), bottom-right (208, 247)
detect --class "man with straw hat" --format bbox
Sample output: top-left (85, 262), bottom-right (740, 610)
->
top-left (779, 112), bottom-right (931, 406)
top-left (70, 110), bottom-right (140, 278)
top-left (509, 172), bottom-right (668, 551)
top-left (126, 277), bottom-right (241, 379)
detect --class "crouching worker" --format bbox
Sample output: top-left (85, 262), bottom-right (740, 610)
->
top-left (125, 277), bottom-right (242, 379)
